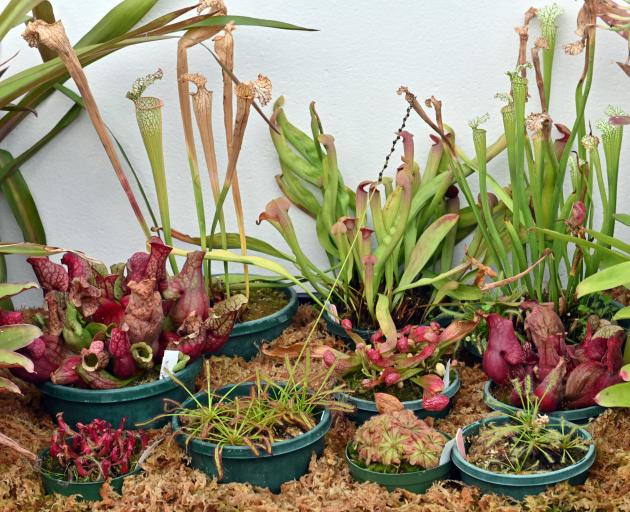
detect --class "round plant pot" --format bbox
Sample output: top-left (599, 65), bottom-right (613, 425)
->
top-left (215, 287), bottom-right (298, 360)
top-left (323, 310), bottom-right (455, 345)
top-left (483, 380), bottom-right (605, 424)
top-left (451, 415), bottom-right (596, 499)
top-left (39, 447), bottom-right (142, 501)
top-left (38, 358), bottom-right (202, 429)
top-left (172, 382), bottom-right (331, 493)
top-left (345, 435), bottom-right (452, 493)
top-left (339, 370), bottom-right (460, 425)
top-left (323, 309), bottom-right (374, 343)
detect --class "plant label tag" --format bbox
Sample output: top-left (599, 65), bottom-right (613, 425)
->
top-left (443, 359), bottom-right (451, 388)
top-left (160, 350), bottom-right (180, 380)
top-left (455, 428), bottom-right (466, 459)
top-left (439, 437), bottom-right (455, 465)
top-left (325, 301), bottom-right (339, 323)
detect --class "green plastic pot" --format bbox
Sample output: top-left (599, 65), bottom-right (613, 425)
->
top-left (339, 370), bottom-right (460, 425)
top-left (215, 287), bottom-right (298, 360)
top-left (172, 382), bottom-right (331, 492)
top-left (38, 358), bottom-right (202, 429)
top-left (322, 309), bottom-right (374, 343)
top-left (345, 435), bottom-right (452, 493)
top-left (323, 310), bottom-right (454, 345)
top-left (483, 380), bottom-right (605, 424)
top-left (39, 447), bottom-right (142, 501)
top-left (451, 415), bottom-right (596, 499)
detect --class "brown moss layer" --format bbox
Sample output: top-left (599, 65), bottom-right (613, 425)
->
top-left (1, 304), bottom-right (629, 511)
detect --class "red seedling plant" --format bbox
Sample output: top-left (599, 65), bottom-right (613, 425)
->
top-left (45, 413), bottom-right (147, 482)
top-left (322, 317), bottom-right (478, 411)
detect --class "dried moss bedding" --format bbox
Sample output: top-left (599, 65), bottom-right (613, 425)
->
top-left (1, 305), bottom-right (630, 511)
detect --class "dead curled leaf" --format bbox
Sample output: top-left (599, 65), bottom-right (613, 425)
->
top-left (374, 393), bottom-right (404, 414)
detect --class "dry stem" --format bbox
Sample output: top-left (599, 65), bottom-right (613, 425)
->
top-left (22, 20), bottom-right (150, 238)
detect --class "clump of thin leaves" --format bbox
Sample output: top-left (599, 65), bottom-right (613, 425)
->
top-left (164, 354), bottom-right (352, 480)
top-left (468, 379), bottom-right (590, 474)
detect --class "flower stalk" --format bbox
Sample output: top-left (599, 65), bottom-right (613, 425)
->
top-left (176, 1), bottom-right (227, 287)
top-left (22, 20), bottom-right (150, 239)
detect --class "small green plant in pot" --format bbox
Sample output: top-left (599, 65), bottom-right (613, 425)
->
top-left (166, 356), bottom-right (351, 492)
top-left (317, 295), bottom-right (478, 423)
top-left (39, 413), bottom-right (148, 501)
top-left (452, 382), bottom-right (596, 499)
top-left (346, 392), bottom-right (452, 493)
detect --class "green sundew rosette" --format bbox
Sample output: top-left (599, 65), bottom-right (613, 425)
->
top-left (451, 416), bottom-right (596, 500)
top-left (345, 432), bottom-right (452, 493)
top-left (171, 382), bottom-right (331, 493)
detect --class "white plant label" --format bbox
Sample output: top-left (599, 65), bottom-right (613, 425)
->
top-left (455, 428), bottom-right (466, 459)
top-left (160, 350), bottom-right (180, 380)
top-left (443, 359), bottom-right (451, 388)
top-left (439, 437), bottom-right (455, 465)
top-left (325, 301), bottom-right (339, 323)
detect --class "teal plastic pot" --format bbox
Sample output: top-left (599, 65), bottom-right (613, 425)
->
top-left (172, 382), bottom-right (332, 492)
top-left (39, 447), bottom-right (142, 501)
top-left (483, 380), bottom-right (605, 424)
top-left (323, 309), bottom-right (374, 343)
top-left (215, 287), bottom-right (298, 360)
top-left (323, 310), bottom-right (455, 345)
top-left (345, 435), bottom-right (452, 493)
top-left (38, 358), bottom-right (202, 429)
top-left (339, 370), bottom-right (460, 425)
top-left (451, 415), bottom-right (596, 499)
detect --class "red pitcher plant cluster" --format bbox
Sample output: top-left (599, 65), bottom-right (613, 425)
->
top-left (48, 413), bottom-right (147, 481)
top-left (321, 316), bottom-right (478, 411)
top-left (482, 301), bottom-right (625, 411)
top-left (5, 238), bottom-right (246, 389)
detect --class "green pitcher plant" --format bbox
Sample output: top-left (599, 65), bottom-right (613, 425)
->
top-left (261, 97), bottom-right (509, 329)
top-left (400, 3), bottom-right (626, 312)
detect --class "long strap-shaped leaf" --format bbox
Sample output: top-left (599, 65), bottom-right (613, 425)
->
top-left (0, 16), bottom-right (314, 112)
top-left (0, 0), bottom-right (161, 140)
top-left (0, 150), bottom-right (46, 244)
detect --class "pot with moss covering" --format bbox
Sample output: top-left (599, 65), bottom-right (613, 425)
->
top-left (168, 361), bottom-right (351, 492)
top-left (451, 396), bottom-right (595, 500)
top-left (346, 393), bottom-right (452, 493)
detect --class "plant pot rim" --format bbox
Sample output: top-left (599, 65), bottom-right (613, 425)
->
top-left (172, 382), bottom-right (332, 458)
top-left (344, 431), bottom-right (451, 477)
top-left (231, 287), bottom-right (298, 336)
top-left (37, 357), bottom-right (202, 403)
top-left (483, 380), bottom-right (606, 419)
top-left (322, 309), bottom-right (375, 337)
top-left (338, 370), bottom-right (460, 411)
top-left (451, 415), bottom-right (596, 485)
top-left (38, 445), bottom-right (142, 487)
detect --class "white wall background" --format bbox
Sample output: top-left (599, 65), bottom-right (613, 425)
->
top-left (1, 0), bottom-right (628, 306)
